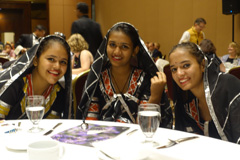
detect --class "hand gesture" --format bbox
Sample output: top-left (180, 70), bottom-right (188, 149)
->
top-left (149, 72), bottom-right (167, 104)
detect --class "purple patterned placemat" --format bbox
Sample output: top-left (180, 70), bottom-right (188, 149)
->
top-left (51, 123), bottom-right (129, 147)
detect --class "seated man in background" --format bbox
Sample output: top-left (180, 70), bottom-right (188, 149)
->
top-left (15, 25), bottom-right (46, 54)
top-left (152, 42), bottom-right (163, 61)
top-left (148, 42), bottom-right (162, 62)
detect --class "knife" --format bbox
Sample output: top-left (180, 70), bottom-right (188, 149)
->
top-left (43, 122), bottom-right (62, 136)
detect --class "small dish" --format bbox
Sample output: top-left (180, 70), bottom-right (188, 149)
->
top-left (5, 134), bottom-right (50, 151)
top-left (5, 135), bottom-right (29, 150)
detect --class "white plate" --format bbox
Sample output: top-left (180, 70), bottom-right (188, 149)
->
top-left (5, 133), bottom-right (50, 151)
top-left (5, 134), bottom-right (30, 150)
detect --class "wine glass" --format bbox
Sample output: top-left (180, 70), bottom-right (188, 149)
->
top-left (138, 103), bottom-right (161, 146)
top-left (26, 95), bottom-right (45, 133)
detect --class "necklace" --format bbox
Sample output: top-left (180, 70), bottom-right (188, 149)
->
top-left (110, 69), bottom-right (131, 94)
top-left (26, 74), bottom-right (53, 99)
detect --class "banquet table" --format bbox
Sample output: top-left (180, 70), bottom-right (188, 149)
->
top-left (1, 119), bottom-right (239, 160)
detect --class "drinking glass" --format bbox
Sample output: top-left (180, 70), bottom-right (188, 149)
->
top-left (26, 95), bottom-right (45, 133)
top-left (138, 103), bottom-right (161, 146)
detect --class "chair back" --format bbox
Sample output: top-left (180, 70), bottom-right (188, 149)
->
top-left (72, 69), bottom-right (90, 118)
top-left (228, 66), bottom-right (240, 80)
top-left (163, 64), bottom-right (173, 100)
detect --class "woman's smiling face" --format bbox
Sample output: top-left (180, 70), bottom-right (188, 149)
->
top-left (34, 42), bottom-right (68, 85)
top-left (107, 31), bottom-right (138, 68)
top-left (169, 48), bottom-right (204, 92)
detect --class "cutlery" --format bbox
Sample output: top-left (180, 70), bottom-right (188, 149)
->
top-left (16, 122), bottom-right (21, 131)
top-left (127, 129), bottom-right (138, 136)
top-left (18, 122), bottom-right (21, 128)
top-left (43, 122), bottom-right (62, 136)
top-left (99, 150), bottom-right (116, 160)
top-left (157, 136), bottom-right (199, 149)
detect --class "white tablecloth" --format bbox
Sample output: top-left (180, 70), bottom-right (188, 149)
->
top-left (0, 119), bottom-right (239, 160)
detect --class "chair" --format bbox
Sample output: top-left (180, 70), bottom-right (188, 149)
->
top-left (228, 66), bottom-right (240, 80)
top-left (72, 69), bottom-right (90, 119)
top-left (163, 64), bottom-right (173, 101)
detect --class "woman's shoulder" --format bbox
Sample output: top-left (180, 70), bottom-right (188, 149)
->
top-left (221, 54), bottom-right (229, 60)
top-left (81, 49), bottom-right (92, 56)
top-left (9, 75), bottom-right (26, 86)
top-left (0, 76), bottom-right (25, 101)
top-left (220, 73), bottom-right (240, 88)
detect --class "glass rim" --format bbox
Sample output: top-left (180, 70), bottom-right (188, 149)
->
top-left (139, 103), bottom-right (160, 107)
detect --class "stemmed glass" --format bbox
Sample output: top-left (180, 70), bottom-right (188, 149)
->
top-left (26, 95), bottom-right (45, 133)
top-left (138, 103), bottom-right (161, 146)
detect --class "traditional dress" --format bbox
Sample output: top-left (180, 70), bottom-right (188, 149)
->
top-left (174, 48), bottom-right (240, 144)
top-left (77, 22), bottom-right (173, 128)
top-left (0, 35), bottom-right (72, 120)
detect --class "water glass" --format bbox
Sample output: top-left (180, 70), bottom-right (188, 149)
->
top-left (138, 103), bottom-right (161, 146)
top-left (26, 95), bottom-right (45, 133)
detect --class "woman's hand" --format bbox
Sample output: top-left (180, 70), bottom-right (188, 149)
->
top-left (148, 72), bottom-right (167, 104)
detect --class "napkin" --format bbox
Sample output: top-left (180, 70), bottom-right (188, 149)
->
top-left (92, 138), bottom-right (147, 160)
top-left (92, 135), bottom-right (171, 160)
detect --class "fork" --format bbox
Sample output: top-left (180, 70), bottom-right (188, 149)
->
top-left (157, 136), bottom-right (199, 149)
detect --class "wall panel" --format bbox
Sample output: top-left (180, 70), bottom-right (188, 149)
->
top-left (95, 0), bottom-right (240, 58)
top-left (49, 0), bottom-right (91, 39)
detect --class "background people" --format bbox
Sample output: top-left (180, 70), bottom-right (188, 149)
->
top-left (2, 42), bottom-right (16, 59)
top-left (199, 39), bottom-right (225, 72)
top-left (71, 2), bottom-right (103, 58)
top-left (221, 42), bottom-right (240, 66)
top-left (0, 35), bottom-right (72, 119)
top-left (148, 42), bottom-right (155, 56)
top-left (15, 25), bottom-right (46, 54)
top-left (179, 18), bottom-right (206, 45)
top-left (67, 33), bottom-right (93, 75)
top-left (169, 42), bottom-right (240, 143)
top-left (77, 22), bottom-right (172, 128)
top-left (152, 42), bottom-right (163, 62)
